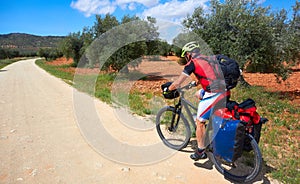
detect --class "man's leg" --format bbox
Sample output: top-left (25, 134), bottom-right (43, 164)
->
top-left (196, 119), bottom-right (206, 149)
top-left (190, 119), bottom-right (207, 160)
top-left (190, 92), bottom-right (221, 161)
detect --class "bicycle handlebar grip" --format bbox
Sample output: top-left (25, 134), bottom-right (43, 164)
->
top-left (188, 81), bottom-right (197, 88)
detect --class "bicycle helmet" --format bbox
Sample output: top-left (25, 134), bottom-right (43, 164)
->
top-left (181, 41), bottom-right (200, 57)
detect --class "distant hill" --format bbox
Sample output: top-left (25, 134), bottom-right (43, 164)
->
top-left (0, 33), bottom-right (65, 54)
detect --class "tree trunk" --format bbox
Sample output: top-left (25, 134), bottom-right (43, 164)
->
top-left (239, 74), bottom-right (251, 87)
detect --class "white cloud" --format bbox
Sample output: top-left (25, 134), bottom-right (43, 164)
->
top-left (115, 0), bottom-right (159, 7)
top-left (71, 0), bottom-right (208, 20)
top-left (155, 19), bottom-right (184, 43)
top-left (128, 3), bottom-right (136, 11)
top-left (71, 0), bottom-right (209, 43)
top-left (71, 0), bottom-right (116, 17)
top-left (256, 0), bottom-right (266, 5)
top-left (142, 0), bottom-right (209, 23)
top-left (71, 0), bottom-right (160, 17)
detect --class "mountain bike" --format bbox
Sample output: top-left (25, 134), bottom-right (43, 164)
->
top-left (156, 81), bottom-right (268, 183)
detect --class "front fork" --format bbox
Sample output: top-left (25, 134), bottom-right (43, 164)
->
top-left (168, 104), bottom-right (182, 132)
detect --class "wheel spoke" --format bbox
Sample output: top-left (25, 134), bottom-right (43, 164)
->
top-left (156, 107), bottom-right (191, 150)
top-left (208, 135), bottom-right (262, 183)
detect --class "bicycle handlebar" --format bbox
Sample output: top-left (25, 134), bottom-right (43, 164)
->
top-left (178, 81), bottom-right (197, 91)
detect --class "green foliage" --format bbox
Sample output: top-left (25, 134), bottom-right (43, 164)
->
top-left (59, 32), bottom-right (84, 66)
top-left (276, 1), bottom-right (300, 63)
top-left (58, 27), bottom-right (94, 67)
top-left (105, 16), bottom-right (158, 72)
top-left (85, 15), bottom-right (161, 72)
top-left (94, 14), bottom-right (119, 37)
top-left (58, 14), bottom-right (175, 71)
top-left (182, 0), bottom-right (300, 80)
top-left (146, 40), bottom-right (171, 56)
top-left (37, 48), bottom-right (63, 61)
top-left (129, 91), bottom-right (152, 115)
top-left (95, 73), bottom-right (116, 103)
top-left (0, 49), bottom-right (20, 59)
top-left (0, 58), bottom-right (23, 69)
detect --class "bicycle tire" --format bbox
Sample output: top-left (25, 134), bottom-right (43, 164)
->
top-left (156, 106), bottom-right (191, 150)
top-left (208, 134), bottom-right (262, 183)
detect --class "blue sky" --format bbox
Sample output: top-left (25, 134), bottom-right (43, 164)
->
top-left (0, 0), bottom-right (298, 36)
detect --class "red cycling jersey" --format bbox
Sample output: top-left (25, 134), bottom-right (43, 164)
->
top-left (183, 55), bottom-right (219, 92)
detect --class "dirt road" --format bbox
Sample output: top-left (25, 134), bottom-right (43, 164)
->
top-left (0, 59), bottom-right (254, 183)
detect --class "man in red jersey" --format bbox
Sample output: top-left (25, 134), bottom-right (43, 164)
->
top-left (167, 41), bottom-right (230, 160)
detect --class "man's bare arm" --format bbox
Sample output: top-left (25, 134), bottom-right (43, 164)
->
top-left (168, 73), bottom-right (189, 91)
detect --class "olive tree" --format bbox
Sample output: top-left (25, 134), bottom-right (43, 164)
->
top-left (182, 0), bottom-right (300, 81)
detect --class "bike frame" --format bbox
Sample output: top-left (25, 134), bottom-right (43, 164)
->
top-left (176, 93), bottom-right (198, 131)
top-left (174, 83), bottom-right (229, 133)
top-left (173, 84), bottom-right (198, 131)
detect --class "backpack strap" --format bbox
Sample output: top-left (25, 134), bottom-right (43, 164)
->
top-left (197, 55), bottom-right (223, 80)
top-left (191, 56), bottom-right (216, 81)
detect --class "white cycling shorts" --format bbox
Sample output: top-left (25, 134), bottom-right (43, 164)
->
top-left (196, 91), bottom-right (224, 122)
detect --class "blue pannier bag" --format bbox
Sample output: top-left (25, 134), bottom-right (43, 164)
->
top-left (212, 116), bottom-right (245, 162)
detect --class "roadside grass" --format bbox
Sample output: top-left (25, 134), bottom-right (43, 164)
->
top-left (36, 58), bottom-right (299, 184)
top-left (36, 59), bottom-right (74, 85)
top-left (0, 58), bottom-right (27, 69)
top-left (95, 73), bottom-right (115, 104)
top-left (36, 59), bottom-right (153, 116)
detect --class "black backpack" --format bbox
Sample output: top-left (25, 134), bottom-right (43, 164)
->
top-left (215, 54), bottom-right (241, 90)
top-left (198, 54), bottom-right (241, 90)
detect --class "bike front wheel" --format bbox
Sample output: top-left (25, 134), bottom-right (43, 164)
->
top-left (156, 106), bottom-right (191, 150)
top-left (208, 134), bottom-right (263, 183)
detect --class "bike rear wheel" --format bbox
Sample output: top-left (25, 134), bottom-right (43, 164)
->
top-left (208, 134), bottom-right (262, 183)
top-left (156, 106), bottom-right (191, 150)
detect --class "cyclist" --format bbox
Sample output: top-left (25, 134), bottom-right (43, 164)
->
top-left (166, 41), bottom-right (230, 160)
